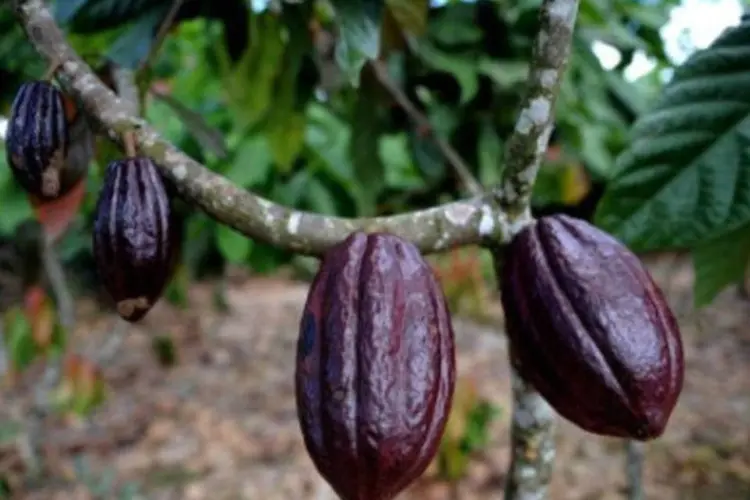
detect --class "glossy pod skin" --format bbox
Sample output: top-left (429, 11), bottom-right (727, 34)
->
top-left (296, 232), bottom-right (456, 500)
top-left (500, 214), bottom-right (684, 440)
top-left (5, 81), bottom-right (75, 200)
top-left (92, 156), bottom-right (176, 322)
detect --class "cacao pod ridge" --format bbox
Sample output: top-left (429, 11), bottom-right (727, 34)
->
top-left (500, 214), bottom-right (684, 441)
top-left (296, 231), bottom-right (456, 500)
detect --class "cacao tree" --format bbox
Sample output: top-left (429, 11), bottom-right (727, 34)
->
top-left (1, 0), bottom-right (746, 498)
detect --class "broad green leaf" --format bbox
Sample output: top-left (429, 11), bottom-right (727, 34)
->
top-left (385, 0), bottom-right (428, 36)
top-left (306, 178), bottom-right (338, 215)
top-left (381, 134), bottom-right (423, 190)
top-left (478, 122), bottom-right (503, 187)
top-left (54, 0), bottom-right (90, 24)
top-left (692, 223), bottom-right (750, 307)
top-left (267, 112), bottom-right (306, 172)
top-left (226, 135), bottom-right (273, 187)
top-left (57, 0), bottom-right (162, 31)
top-left (218, 13), bottom-right (286, 130)
top-left (330, 0), bottom-right (384, 86)
top-left (108, 7), bottom-right (167, 69)
top-left (215, 225), bottom-right (251, 263)
top-left (151, 92), bottom-right (228, 159)
top-left (265, 5), bottom-right (314, 171)
top-left (429, 10), bottom-right (482, 46)
top-left (349, 71), bottom-right (386, 215)
top-left (595, 21), bottom-right (750, 251)
top-left (478, 59), bottom-right (529, 89)
top-left (415, 42), bottom-right (478, 104)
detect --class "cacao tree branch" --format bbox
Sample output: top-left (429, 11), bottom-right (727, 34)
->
top-left (493, 1), bottom-right (580, 499)
top-left (496, 0), bottom-right (579, 217)
top-left (368, 60), bottom-right (483, 196)
top-left (13, 0), bottom-right (514, 256)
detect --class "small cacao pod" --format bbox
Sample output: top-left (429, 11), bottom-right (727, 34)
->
top-left (5, 81), bottom-right (85, 200)
top-left (500, 214), bottom-right (684, 440)
top-left (296, 232), bottom-right (456, 500)
top-left (92, 156), bottom-right (176, 322)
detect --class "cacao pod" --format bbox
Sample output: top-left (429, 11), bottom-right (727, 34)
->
top-left (500, 214), bottom-right (684, 440)
top-left (5, 81), bottom-right (86, 200)
top-left (296, 232), bottom-right (456, 500)
top-left (92, 156), bottom-right (176, 322)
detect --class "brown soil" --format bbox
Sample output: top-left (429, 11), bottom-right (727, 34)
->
top-left (1, 253), bottom-right (749, 500)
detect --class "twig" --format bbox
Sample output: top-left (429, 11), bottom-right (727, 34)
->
top-left (494, 1), bottom-right (580, 499)
top-left (42, 235), bottom-right (75, 331)
top-left (140, 0), bottom-right (185, 73)
top-left (368, 60), bottom-right (483, 196)
top-left (111, 66), bottom-right (140, 117)
top-left (18, 234), bottom-right (77, 481)
top-left (626, 440), bottom-right (645, 500)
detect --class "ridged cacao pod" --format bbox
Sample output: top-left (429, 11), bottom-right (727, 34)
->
top-left (5, 81), bottom-right (83, 200)
top-left (500, 214), bottom-right (684, 440)
top-left (296, 232), bottom-right (456, 500)
top-left (92, 156), bottom-right (176, 322)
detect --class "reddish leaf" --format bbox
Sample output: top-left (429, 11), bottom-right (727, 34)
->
top-left (29, 175), bottom-right (87, 241)
top-left (60, 91), bottom-right (79, 124)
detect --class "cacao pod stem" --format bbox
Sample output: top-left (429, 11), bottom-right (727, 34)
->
top-left (122, 130), bottom-right (137, 157)
top-left (43, 59), bottom-right (62, 81)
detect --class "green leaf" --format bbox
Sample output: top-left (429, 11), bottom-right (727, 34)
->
top-left (267, 113), bottom-right (306, 172)
top-left (381, 134), bottom-right (423, 190)
top-left (306, 178), bottom-right (338, 215)
top-left (215, 225), bottom-right (251, 264)
top-left (692, 224), bottom-right (750, 307)
top-left (478, 122), bottom-right (503, 187)
top-left (5, 310), bottom-right (36, 371)
top-left (54, 0), bottom-right (90, 24)
top-left (349, 72), bottom-right (386, 215)
top-left (57, 0), bottom-right (162, 31)
top-left (415, 42), bottom-right (478, 104)
top-left (218, 12), bottom-right (286, 130)
top-left (595, 21), bottom-right (750, 251)
top-left (151, 92), bottom-right (229, 159)
top-left (106, 7), bottom-right (166, 69)
top-left (266, 8), bottom-right (313, 172)
top-left (226, 135), bottom-right (273, 188)
top-left (330, 0), bottom-right (384, 86)
top-left (385, 0), bottom-right (428, 36)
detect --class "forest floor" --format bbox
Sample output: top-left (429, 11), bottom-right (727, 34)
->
top-left (1, 252), bottom-right (749, 500)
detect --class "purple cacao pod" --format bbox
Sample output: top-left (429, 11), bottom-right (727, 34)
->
top-left (92, 156), bottom-right (176, 322)
top-left (296, 232), bottom-right (456, 500)
top-left (5, 81), bottom-right (80, 200)
top-left (500, 214), bottom-right (684, 440)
